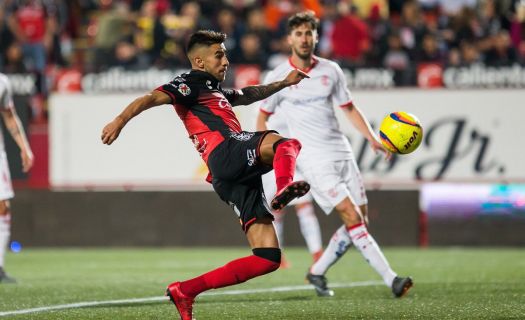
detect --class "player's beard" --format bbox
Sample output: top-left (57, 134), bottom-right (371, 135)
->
top-left (293, 45), bottom-right (313, 60)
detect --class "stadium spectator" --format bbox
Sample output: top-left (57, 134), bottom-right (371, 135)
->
top-left (92, 1), bottom-right (133, 71)
top-left (416, 32), bottom-right (446, 64)
top-left (101, 30), bottom-right (310, 320)
top-left (214, 7), bottom-right (243, 55)
top-left (134, 0), bottom-right (167, 67)
top-left (0, 73), bottom-right (34, 283)
top-left (331, 2), bottom-right (371, 67)
top-left (257, 11), bottom-right (413, 299)
top-left (383, 30), bottom-right (412, 85)
top-left (230, 32), bottom-right (267, 68)
top-left (459, 39), bottom-right (483, 65)
top-left (485, 30), bottom-right (519, 65)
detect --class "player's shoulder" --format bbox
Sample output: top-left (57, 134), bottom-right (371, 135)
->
top-left (315, 57), bottom-right (343, 72)
top-left (265, 61), bottom-right (293, 81)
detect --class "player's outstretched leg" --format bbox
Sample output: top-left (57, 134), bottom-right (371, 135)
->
top-left (307, 225), bottom-right (352, 297)
top-left (346, 222), bottom-right (413, 297)
top-left (166, 249), bottom-right (280, 319)
top-left (270, 138), bottom-right (310, 210)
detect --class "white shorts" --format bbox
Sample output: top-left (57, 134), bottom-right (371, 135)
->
top-left (301, 159), bottom-right (367, 214)
top-left (0, 151), bottom-right (14, 201)
top-left (262, 169), bottom-right (314, 207)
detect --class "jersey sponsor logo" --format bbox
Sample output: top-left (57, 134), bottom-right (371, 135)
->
top-left (247, 148), bottom-right (256, 166)
top-left (178, 83), bottom-right (191, 96)
top-left (231, 132), bottom-right (254, 141)
top-left (211, 92), bottom-right (231, 109)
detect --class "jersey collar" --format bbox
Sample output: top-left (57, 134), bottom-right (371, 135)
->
top-left (288, 55), bottom-right (319, 73)
top-left (190, 69), bottom-right (220, 89)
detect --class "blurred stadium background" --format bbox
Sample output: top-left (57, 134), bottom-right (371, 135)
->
top-left (0, 0), bottom-right (524, 318)
top-left (2, 0), bottom-right (524, 247)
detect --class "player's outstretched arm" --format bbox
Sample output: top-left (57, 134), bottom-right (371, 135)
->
top-left (232, 69), bottom-right (309, 106)
top-left (1, 107), bottom-right (34, 172)
top-left (101, 90), bottom-right (171, 145)
top-left (343, 103), bottom-right (392, 160)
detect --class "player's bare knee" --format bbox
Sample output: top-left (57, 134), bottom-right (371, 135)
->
top-left (0, 200), bottom-right (10, 216)
top-left (336, 199), bottom-right (363, 226)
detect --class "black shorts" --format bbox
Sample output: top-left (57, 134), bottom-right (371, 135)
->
top-left (207, 130), bottom-right (277, 232)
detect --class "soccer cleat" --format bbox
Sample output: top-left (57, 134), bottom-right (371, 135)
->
top-left (391, 276), bottom-right (413, 298)
top-left (166, 282), bottom-right (195, 320)
top-left (271, 181), bottom-right (310, 210)
top-left (306, 272), bottom-right (334, 297)
top-left (0, 267), bottom-right (16, 284)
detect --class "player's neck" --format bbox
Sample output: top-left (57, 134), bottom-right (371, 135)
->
top-left (289, 54), bottom-right (316, 72)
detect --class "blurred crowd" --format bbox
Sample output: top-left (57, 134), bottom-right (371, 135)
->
top-left (0, 0), bottom-right (524, 77)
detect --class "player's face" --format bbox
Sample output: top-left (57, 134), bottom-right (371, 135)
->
top-left (288, 23), bottom-right (318, 60)
top-left (203, 43), bottom-right (229, 81)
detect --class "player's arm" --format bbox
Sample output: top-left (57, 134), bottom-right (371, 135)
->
top-left (101, 90), bottom-right (171, 145)
top-left (342, 103), bottom-right (392, 160)
top-left (256, 111), bottom-right (270, 131)
top-left (232, 70), bottom-right (309, 106)
top-left (0, 106), bottom-right (34, 172)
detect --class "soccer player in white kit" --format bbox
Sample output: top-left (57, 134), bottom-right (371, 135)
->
top-left (0, 73), bottom-right (34, 283)
top-left (257, 107), bottom-right (323, 267)
top-left (258, 12), bottom-right (413, 298)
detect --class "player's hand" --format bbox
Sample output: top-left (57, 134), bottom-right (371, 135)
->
top-left (101, 118), bottom-right (125, 145)
top-left (369, 137), bottom-right (393, 161)
top-left (20, 149), bottom-right (34, 173)
top-left (283, 69), bottom-right (310, 86)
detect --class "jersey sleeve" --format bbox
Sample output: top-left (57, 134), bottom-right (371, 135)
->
top-left (332, 64), bottom-right (353, 108)
top-left (0, 77), bottom-right (14, 110)
top-left (257, 71), bottom-right (280, 115)
top-left (154, 76), bottom-right (197, 105)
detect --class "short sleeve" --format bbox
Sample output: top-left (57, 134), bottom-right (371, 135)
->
top-left (154, 76), bottom-right (197, 105)
top-left (257, 71), bottom-right (281, 115)
top-left (0, 77), bottom-right (14, 110)
top-left (332, 64), bottom-right (353, 108)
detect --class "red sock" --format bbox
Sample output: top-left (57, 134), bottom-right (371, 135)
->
top-left (273, 139), bottom-right (301, 191)
top-left (179, 254), bottom-right (280, 298)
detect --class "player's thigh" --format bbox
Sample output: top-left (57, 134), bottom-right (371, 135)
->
top-left (335, 196), bottom-right (363, 226)
top-left (0, 199), bottom-right (9, 216)
top-left (212, 177), bottom-right (274, 233)
top-left (258, 133), bottom-right (285, 165)
top-left (261, 169), bottom-right (277, 204)
top-left (301, 161), bottom-right (351, 215)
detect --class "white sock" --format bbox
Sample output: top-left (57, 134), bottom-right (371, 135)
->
top-left (296, 203), bottom-right (323, 254)
top-left (310, 225), bottom-right (351, 275)
top-left (0, 214), bottom-right (11, 268)
top-left (347, 223), bottom-right (397, 287)
top-left (272, 210), bottom-right (285, 247)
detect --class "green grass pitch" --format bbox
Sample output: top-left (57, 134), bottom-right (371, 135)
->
top-left (0, 247), bottom-right (524, 319)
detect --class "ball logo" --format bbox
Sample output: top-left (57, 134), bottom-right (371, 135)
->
top-left (404, 131), bottom-right (419, 151)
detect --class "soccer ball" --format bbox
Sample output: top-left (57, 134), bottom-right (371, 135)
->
top-left (379, 111), bottom-right (423, 154)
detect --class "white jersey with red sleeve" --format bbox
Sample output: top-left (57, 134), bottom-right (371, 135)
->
top-left (0, 74), bottom-right (14, 151)
top-left (0, 74), bottom-right (15, 200)
top-left (259, 57), bottom-right (355, 168)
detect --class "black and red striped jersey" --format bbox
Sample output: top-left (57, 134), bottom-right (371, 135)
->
top-left (155, 70), bottom-right (243, 163)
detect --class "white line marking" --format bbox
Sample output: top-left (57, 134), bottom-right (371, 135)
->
top-left (0, 281), bottom-right (382, 317)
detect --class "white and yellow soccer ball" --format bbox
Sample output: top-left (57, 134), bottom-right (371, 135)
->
top-left (379, 111), bottom-right (423, 154)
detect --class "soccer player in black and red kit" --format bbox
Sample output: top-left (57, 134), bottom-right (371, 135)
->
top-left (101, 30), bottom-right (310, 319)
